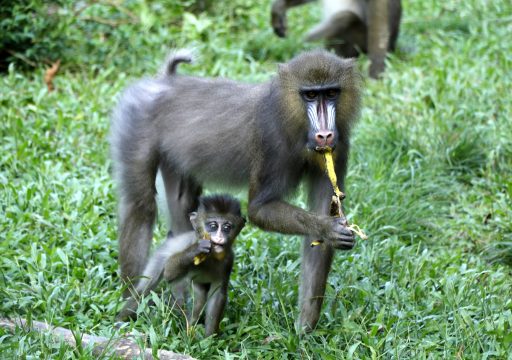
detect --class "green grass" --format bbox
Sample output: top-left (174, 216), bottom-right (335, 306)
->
top-left (1, 0), bottom-right (511, 358)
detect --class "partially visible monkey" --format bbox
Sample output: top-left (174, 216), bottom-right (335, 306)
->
top-left (117, 194), bottom-right (246, 336)
top-left (271, 0), bottom-right (402, 78)
top-left (111, 49), bottom-right (360, 331)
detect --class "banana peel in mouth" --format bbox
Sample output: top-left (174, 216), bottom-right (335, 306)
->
top-left (311, 148), bottom-right (367, 247)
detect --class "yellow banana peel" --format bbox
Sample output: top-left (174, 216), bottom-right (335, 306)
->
top-left (311, 148), bottom-right (367, 247)
top-left (193, 232), bottom-right (211, 265)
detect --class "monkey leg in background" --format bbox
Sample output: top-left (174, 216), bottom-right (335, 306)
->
top-left (367, 0), bottom-right (394, 78)
top-left (111, 50), bottom-right (361, 330)
top-left (271, 0), bottom-right (315, 37)
top-left (271, 0), bottom-right (402, 78)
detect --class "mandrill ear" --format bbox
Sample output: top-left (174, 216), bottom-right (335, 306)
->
top-left (341, 58), bottom-right (357, 69)
top-left (189, 211), bottom-right (198, 229)
top-left (238, 216), bottom-right (247, 232)
top-left (338, 58), bottom-right (361, 85)
top-left (277, 63), bottom-right (290, 77)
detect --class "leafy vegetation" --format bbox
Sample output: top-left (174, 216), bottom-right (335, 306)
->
top-left (1, 0), bottom-right (511, 358)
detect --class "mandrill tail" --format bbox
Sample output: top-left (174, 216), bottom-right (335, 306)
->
top-left (161, 49), bottom-right (194, 77)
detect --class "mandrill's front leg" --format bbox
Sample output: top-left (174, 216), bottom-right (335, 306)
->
top-left (271, 0), bottom-right (316, 37)
top-left (299, 168), bottom-right (353, 331)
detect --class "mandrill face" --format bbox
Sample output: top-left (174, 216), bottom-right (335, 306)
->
top-left (277, 50), bottom-right (358, 153)
top-left (300, 86), bottom-right (341, 151)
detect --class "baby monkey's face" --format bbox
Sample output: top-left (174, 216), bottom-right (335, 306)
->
top-left (205, 217), bottom-right (235, 253)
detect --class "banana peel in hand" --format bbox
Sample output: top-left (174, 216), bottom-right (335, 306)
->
top-left (311, 148), bottom-right (367, 247)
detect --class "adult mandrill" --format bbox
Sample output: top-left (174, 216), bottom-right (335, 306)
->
top-left (111, 49), bottom-right (361, 330)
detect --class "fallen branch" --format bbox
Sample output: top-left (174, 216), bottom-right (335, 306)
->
top-left (81, 16), bottom-right (137, 27)
top-left (0, 318), bottom-right (195, 360)
top-left (6, 49), bottom-right (38, 67)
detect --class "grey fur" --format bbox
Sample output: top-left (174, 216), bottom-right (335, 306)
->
top-left (111, 49), bottom-right (361, 330)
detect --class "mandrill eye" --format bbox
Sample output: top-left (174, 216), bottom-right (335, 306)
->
top-left (207, 222), bottom-right (218, 231)
top-left (303, 91), bottom-right (318, 101)
top-left (325, 88), bottom-right (339, 100)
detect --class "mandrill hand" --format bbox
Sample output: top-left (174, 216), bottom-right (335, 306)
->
top-left (195, 239), bottom-right (212, 256)
top-left (320, 216), bottom-right (355, 250)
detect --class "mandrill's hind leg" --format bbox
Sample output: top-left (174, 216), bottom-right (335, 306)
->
top-left (160, 163), bottom-right (202, 236)
top-left (299, 174), bottom-right (335, 331)
top-left (117, 152), bottom-right (159, 296)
